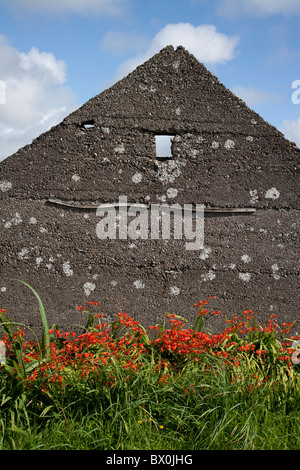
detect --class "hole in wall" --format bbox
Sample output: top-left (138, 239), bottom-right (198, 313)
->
top-left (81, 119), bottom-right (95, 129)
top-left (155, 135), bottom-right (174, 161)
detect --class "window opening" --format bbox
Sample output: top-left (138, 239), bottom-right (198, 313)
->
top-left (81, 119), bottom-right (95, 129)
top-left (155, 135), bottom-right (174, 160)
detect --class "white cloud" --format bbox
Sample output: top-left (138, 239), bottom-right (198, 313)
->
top-left (3, 0), bottom-right (127, 16)
top-left (231, 85), bottom-right (283, 107)
top-left (281, 118), bottom-right (300, 148)
top-left (116, 23), bottom-right (239, 79)
top-left (19, 47), bottom-right (66, 84)
top-left (218, 0), bottom-right (300, 16)
top-left (0, 35), bottom-right (78, 161)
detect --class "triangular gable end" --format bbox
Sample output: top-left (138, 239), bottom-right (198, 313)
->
top-left (0, 45), bottom-right (299, 335)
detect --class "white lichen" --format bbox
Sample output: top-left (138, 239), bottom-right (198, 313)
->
top-left (250, 190), bottom-right (258, 205)
top-left (170, 286), bottom-right (180, 296)
top-left (83, 282), bottom-right (96, 296)
top-left (265, 188), bottom-right (280, 200)
top-left (166, 188), bottom-right (178, 199)
top-left (114, 144), bottom-right (125, 154)
top-left (63, 261), bottom-right (73, 277)
top-left (189, 149), bottom-right (199, 158)
top-left (35, 257), bottom-right (43, 267)
top-left (134, 280), bottom-right (145, 289)
top-left (0, 181), bottom-right (12, 192)
top-left (201, 270), bottom-right (216, 282)
top-left (156, 160), bottom-right (186, 185)
top-left (18, 248), bottom-right (29, 260)
top-left (199, 247), bottom-right (212, 260)
top-left (139, 84), bottom-right (156, 93)
top-left (4, 213), bottom-right (22, 228)
top-left (132, 173), bottom-right (143, 184)
top-left (224, 140), bottom-right (235, 150)
top-left (271, 264), bottom-right (280, 280)
top-left (239, 272), bottom-right (251, 282)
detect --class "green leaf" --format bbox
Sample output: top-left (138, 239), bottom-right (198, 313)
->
top-left (39, 405), bottom-right (53, 417)
top-left (1, 394), bottom-right (12, 406)
top-left (13, 280), bottom-right (50, 361)
top-left (25, 358), bottom-right (44, 373)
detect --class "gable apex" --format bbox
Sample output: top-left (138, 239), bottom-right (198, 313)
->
top-left (61, 44), bottom-right (272, 135)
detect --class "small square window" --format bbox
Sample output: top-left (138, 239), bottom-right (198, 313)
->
top-left (155, 135), bottom-right (174, 160)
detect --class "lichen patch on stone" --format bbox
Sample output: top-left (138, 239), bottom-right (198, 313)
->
top-left (250, 190), bottom-right (258, 205)
top-left (134, 280), bottom-right (145, 289)
top-left (63, 261), bottom-right (73, 277)
top-left (132, 172), bottom-right (143, 184)
top-left (4, 213), bottom-right (22, 228)
top-left (84, 282), bottom-right (96, 296)
top-left (201, 270), bottom-right (216, 282)
top-left (18, 248), bottom-right (29, 260)
top-left (170, 286), bottom-right (180, 295)
top-left (241, 254), bottom-right (251, 263)
top-left (199, 247), bottom-right (212, 260)
top-left (0, 181), bottom-right (12, 192)
top-left (166, 188), bottom-right (178, 199)
top-left (265, 188), bottom-right (280, 200)
top-left (239, 272), bottom-right (251, 282)
top-left (156, 159), bottom-right (186, 185)
top-left (224, 140), bottom-right (235, 150)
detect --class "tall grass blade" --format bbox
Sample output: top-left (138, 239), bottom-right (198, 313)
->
top-left (13, 280), bottom-right (50, 361)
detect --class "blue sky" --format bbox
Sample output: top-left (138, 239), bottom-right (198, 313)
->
top-left (0, 0), bottom-right (299, 161)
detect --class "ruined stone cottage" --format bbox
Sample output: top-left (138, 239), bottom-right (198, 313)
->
top-left (0, 46), bottom-right (299, 334)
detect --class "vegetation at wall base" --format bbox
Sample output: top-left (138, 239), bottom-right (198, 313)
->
top-left (0, 282), bottom-right (299, 450)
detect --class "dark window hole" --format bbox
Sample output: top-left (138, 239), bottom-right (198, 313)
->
top-left (81, 119), bottom-right (95, 129)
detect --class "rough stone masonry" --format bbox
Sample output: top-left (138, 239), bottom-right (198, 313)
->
top-left (0, 46), bottom-right (299, 335)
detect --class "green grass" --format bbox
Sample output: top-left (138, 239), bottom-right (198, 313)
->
top-left (1, 351), bottom-right (299, 450)
top-left (0, 284), bottom-right (299, 450)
